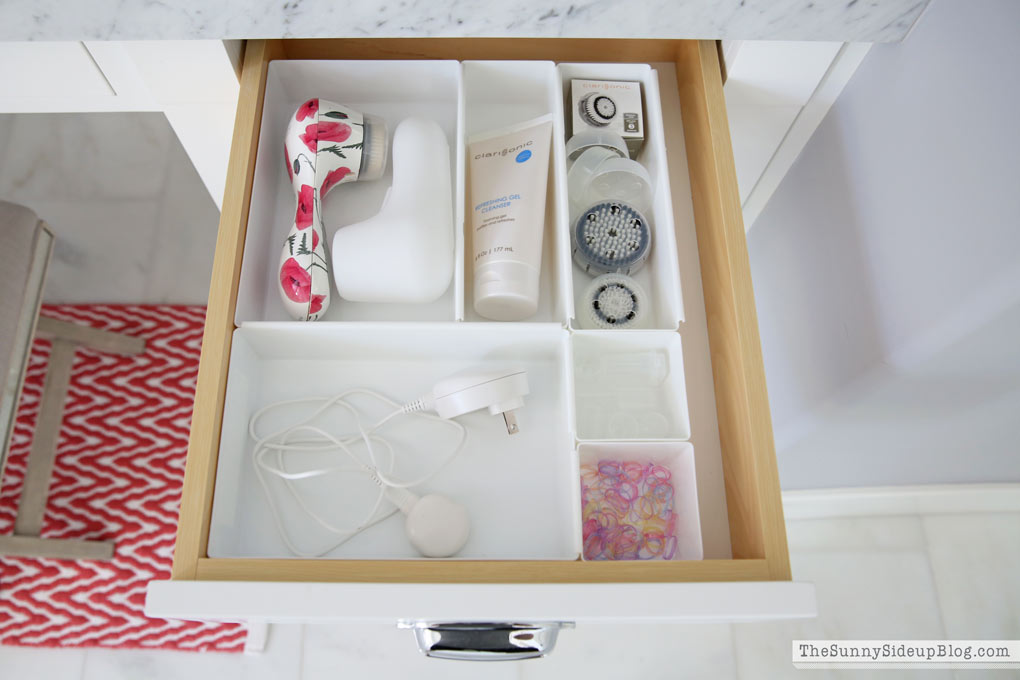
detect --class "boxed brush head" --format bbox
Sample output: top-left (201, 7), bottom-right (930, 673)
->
top-left (571, 79), bottom-right (644, 156)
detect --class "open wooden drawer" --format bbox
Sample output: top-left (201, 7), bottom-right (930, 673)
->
top-left (146, 38), bottom-right (815, 625)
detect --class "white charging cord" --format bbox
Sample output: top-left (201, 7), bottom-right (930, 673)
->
top-left (249, 388), bottom-right (467, 558)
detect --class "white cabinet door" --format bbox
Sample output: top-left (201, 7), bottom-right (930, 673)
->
top-left (0, 42), bottom-right (116, 106)
top-left (0, 41), bottom-right (240, 208)
top-left (723, 40), bottom-right (870, 230)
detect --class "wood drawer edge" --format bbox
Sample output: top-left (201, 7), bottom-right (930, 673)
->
top-left (675, 40), bottom-right (790, 580)
top-left (171, 40), bottom-right (282, 579)
top-left (195, 557), bottom-right (772, 583)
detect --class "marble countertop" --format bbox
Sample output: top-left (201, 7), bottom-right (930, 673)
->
top-left (2, 0), bottom-right (928, 42)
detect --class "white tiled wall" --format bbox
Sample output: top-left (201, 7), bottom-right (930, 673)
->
top-left (3, 510), bottom-right (1017, 679)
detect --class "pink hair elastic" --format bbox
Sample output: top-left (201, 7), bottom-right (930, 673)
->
top-left (580, 459), bottom-right (679, 561)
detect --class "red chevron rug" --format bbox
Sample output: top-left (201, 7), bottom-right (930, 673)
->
top-left (0, 305), bottom-right (244, 651)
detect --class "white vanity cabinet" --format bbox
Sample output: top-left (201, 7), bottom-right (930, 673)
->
top-left (144, 39), bottom-right (815, 650)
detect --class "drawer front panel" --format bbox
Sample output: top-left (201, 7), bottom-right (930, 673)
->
top-left (148, 581), bottom-right (817, 622)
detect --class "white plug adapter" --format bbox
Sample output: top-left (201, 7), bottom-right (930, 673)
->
top-left (429, 368), bottom-right (529, 435)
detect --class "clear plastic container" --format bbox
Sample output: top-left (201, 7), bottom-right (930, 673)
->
top-left (567, 146), bottom-right (653, 216)
top-left (571, 330), bottom-right (690, 440)
top-left (564, 129), bottom-right (630, 163)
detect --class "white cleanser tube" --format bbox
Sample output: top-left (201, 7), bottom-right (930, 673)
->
top-left (468, 115), bottom-right (553, 321)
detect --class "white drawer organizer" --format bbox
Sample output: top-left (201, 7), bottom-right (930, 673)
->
top-left (210, 59), bottom-right (710, 563)
top-left (147, 40), bottom-right (814, 632)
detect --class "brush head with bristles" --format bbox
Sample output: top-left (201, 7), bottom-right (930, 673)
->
top-left (358, 114), bottom-right (388, 182)
top-left (579, 273), bottom-right (647, 330)
top-left (572, 200), bottom-right (652, 276)
top-left (579, 92), bottom-right (617, 127)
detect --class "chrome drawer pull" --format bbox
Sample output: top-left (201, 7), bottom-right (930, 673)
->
top-left (398, 621), bottom-right (573, 661)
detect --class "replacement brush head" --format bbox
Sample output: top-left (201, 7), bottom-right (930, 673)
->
top-left (572, 200), bottom-right (652, 276)
top-left (578, 92), bottom-right (617, 128)
top-left (578, 273), bottom-right (648, 330)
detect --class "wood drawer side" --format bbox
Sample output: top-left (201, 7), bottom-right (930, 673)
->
top-left (674, 40), bottom-right (789, 579)
top-left (171, 40), bottom-right (282, 579)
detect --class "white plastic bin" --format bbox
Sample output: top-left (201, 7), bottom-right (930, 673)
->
top-left (578, 441), bottom-right (703, 561)
top-left (235, 60), bottom-right (464, 323)
top-left (208, 323), bottom-right (578, 560)
top-left (571, 330), bottom-right (691, 441)
top-left (558, 63), bottom-right (685, 331)
top-left (461, 61), bottom-right (572, 323)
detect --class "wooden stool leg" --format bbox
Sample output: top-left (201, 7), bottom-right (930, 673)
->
top-left (0, 338), bottom-right (115, 560)
top-left (36, 317), bottom-right (145, 356)
top-left (13, 339), bottom-right (75, 536)
top-left (0, 535), bottom-right (114, 560)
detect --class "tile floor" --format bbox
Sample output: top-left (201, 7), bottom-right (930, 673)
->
top-left (2, 511), bottom-right (1018, 679)
top-left (2, 114), bottom-right (1018, 677)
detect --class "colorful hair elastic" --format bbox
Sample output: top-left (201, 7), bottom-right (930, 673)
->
top-left (580, 459), bottom-right (679, 560)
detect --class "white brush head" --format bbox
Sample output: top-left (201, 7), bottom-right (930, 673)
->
top-left (359, 114), bottom-right (389, 182)
top-left (578, 272), bottom-right (648, 330)
top-left (579, 92), bottom-right (617, 127)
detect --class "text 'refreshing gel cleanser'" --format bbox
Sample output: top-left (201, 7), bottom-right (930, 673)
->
top-left (468, 115), bottom-right (553, 321)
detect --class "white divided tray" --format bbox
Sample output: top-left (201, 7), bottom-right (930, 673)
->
top-left (209, 60), bottom-right (722, 562)
top-left (208, 324), bottom-right (578, 559)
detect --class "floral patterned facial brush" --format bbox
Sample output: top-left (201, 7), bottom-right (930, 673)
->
top-left (279, 99), bottom-right (388, 321)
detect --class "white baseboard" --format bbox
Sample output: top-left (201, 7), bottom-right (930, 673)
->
top-left (781, 484), bottom-right (1020, 520)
